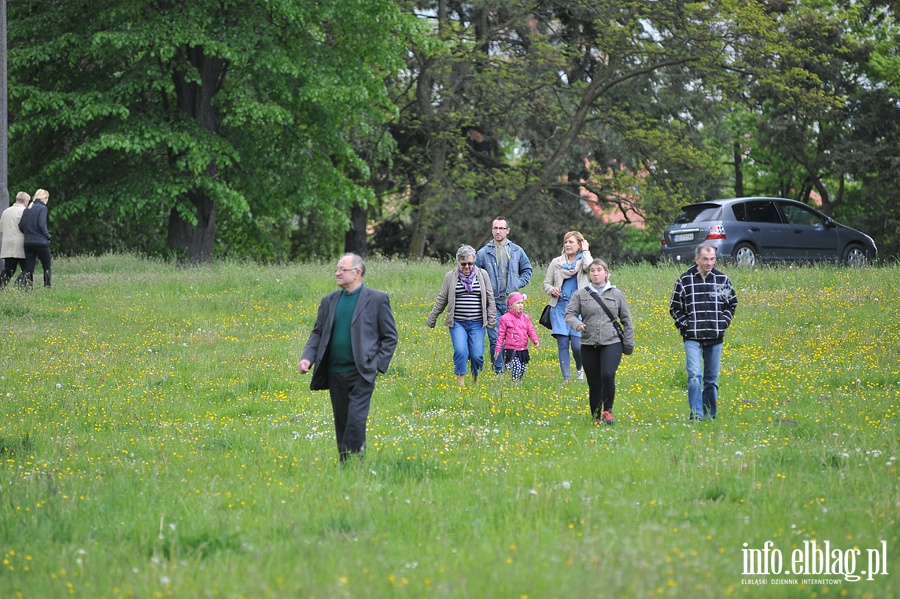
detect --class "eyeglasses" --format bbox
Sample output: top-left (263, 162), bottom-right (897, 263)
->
top-left (492, 227), bottom-right (509, 231)
top-left (336, 267), bottom-right (358, 273)
top-left (458, 262), bottom-right (475, 267)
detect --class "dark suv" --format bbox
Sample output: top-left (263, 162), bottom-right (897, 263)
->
top-left (661, 197), bottom-right (876, 266)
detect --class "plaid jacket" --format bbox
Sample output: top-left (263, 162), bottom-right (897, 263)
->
top-left (669, 265), bottom-right (737, 345)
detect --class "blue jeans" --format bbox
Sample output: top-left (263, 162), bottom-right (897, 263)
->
top-left (684, 340), bottom-right (723, 419)
top-left (555, 334), bottom-right (583, 380)
top-left (450, 320), bottom-right (486, 377)
top-left (486, 303), bottom-right (508, 373)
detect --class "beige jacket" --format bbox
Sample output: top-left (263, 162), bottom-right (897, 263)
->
top-left (427, 267), bottom-right (497, 329)
top-left (541, 250), bottom-right (593, 307)
top-left (0, 204), bottom-right (26, 259)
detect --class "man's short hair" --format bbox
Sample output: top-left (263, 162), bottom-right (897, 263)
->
top-left (695, 244), bottom-right (717, 258)
top-left (15, 192), bottom-right (31, 205)
top-left (340, 252), bottom-right (366, 277)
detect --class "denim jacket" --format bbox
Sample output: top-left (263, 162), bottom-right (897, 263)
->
top-left (475, 240), bottom-right (533, 303)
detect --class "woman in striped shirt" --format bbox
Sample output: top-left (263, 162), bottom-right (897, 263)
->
top-left (427, 245), bottom-right (497, 386)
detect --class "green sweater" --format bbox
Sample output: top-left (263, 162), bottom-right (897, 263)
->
top-left (328, 286), bottom-right (361, 373)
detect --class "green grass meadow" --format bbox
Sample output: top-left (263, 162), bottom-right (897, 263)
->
top-left (0, 255), bottom-right (897, 598)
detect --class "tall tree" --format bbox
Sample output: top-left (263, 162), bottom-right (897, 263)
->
top-left (379, 0), bottom-right (821, 262)
top-left (733, 3), bottom-right (898, 211)
top-left (8, 0), bottom-right (409, 261)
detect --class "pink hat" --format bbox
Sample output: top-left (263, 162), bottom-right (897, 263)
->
top-left (507, 292), bottom-right (526, 306)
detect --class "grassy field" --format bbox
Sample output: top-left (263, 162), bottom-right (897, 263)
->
top-left (0, 255), bottom-right (897, 598)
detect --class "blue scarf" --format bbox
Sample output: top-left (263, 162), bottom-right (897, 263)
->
top-left (560, 252), bottom-right (583, 271)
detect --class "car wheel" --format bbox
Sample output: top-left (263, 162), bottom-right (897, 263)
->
top-left (842, 244), bottom-right (868, 267)
top-left (732, 243), bottom-right (757, 267)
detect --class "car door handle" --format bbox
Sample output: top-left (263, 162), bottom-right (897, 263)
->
top-left (793, 229), bottom-right (803, 234)
top-left (749, 227), bottom-right (760, 232)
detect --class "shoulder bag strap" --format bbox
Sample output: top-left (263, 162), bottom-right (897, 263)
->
top-left (586, 287), bottom-right (625, 335)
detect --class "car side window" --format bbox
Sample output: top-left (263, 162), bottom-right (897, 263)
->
top-left (732, 202), bottom-right (747, 222)
top-left (780, 203), bottom-right (824, 226)
top-left (744, 201), bottom-right (783, 224)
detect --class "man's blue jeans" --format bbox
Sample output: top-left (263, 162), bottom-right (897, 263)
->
top-left (486, 303), bottom-right (508, 373)
top-left (450, 320), bottom-right (486, 377)
top-left (684, 340), bottom-right (723, 419)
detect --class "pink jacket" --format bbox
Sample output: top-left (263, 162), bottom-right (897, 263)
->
top-left (496, 310), bottom-right (539, 352)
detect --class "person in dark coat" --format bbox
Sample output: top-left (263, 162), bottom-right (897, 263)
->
top-left (18, 188), bottom-right (52, 288)
top-left (298, 253), bottom-right (398, 464)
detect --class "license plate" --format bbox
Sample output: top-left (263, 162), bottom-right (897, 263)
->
top-left (673, 233), bottom-right (693, 243)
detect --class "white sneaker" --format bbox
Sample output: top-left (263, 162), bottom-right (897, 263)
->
top-left (575, 369), bottom-right (584, 381)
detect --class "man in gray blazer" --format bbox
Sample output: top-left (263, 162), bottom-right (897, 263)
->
top-left (298, 253), bottom-right (398, 463)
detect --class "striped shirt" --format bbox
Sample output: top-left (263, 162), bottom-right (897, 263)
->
top-left (454, 278), bottom-right (483, 321)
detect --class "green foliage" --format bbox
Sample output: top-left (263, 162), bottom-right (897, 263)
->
top-left (8, 0), bottom-right (412, 260)
top-left (0, 256), bottom-right (897, 597)
top-left (6, 0), bottom-right (898, 263)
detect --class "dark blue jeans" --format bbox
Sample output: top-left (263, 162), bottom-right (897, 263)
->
top-left (486, 302), bottom-right (508, 373)
top-left (554, 334), bottom-right (583, 380)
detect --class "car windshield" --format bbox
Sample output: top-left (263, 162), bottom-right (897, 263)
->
top-left (672, 204), bottom-right (722, 224)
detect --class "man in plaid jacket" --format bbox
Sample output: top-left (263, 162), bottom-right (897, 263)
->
top-left (669, 244), bottom-right (738, 421)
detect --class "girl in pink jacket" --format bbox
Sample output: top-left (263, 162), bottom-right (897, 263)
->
top-left (494, 293), bottom-right (540, 381)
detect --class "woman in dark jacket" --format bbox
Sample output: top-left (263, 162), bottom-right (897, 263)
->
top-left (18, 188), bottom-right (52, 288)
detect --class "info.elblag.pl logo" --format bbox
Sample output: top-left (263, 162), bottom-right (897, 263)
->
top-left (742, 540), bottom-right (889, 583)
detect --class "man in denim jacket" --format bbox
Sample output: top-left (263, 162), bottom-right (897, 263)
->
top-left (475, 216), bottom-right (533, 374)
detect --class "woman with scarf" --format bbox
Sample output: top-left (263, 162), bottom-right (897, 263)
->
top-left (427, 245), bottom-right (497, 386)
top-left (542, 231), bottom-right (592, 381)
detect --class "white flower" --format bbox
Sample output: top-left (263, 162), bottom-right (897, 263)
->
top-left (561, 481), bottom-right (571, 490)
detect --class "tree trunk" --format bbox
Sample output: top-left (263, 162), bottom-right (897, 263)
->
top-left (733, 139), bottom-right (744, 197)
top-left (407, 138), bottom-right (448, 258)
top-left (167, 191), bottom-right (216, 263)
top-left (168, 46), bottom-right (226, 262)
top-left (345, 202), bottom-right (368, 256)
